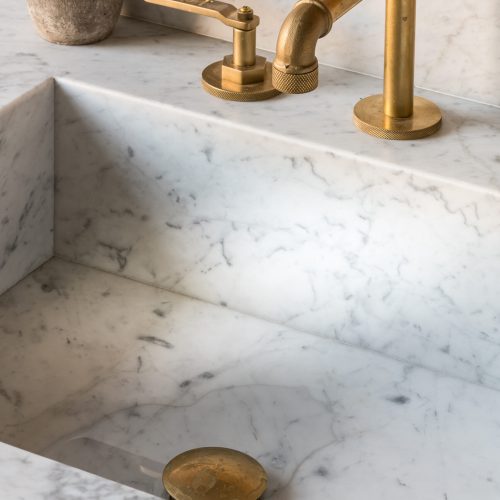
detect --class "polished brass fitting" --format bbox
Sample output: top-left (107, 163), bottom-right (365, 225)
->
top-left (145, 0), bottom-right (280, 101)
top-left (273, 0), bottom-right (442, 140)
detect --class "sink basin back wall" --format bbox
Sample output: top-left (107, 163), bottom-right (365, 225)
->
top-left (122, 0), bottom-right (500, 108)
top-left (0, 80), bottom-right (54, 296)
top-left (54, 80), bottom-right (500, 389)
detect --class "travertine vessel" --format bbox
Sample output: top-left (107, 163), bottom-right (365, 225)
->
top-left (27, 0), bottom-right (124, 45)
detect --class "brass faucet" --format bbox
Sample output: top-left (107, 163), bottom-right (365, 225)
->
top-left (272, 0), bottom-right (442, 140)
top-left (145, 0), bottom-right (279, 101)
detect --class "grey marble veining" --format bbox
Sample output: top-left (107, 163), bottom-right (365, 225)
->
top-left (55, 80), bottom-right (500, 390)
top-left (123, 0), bottom-right (500, 108)
top-left (0, 0), bottom-right (499, 196)
top-left (0, 79), bottom-right (53, 295)
top-left (1, 258), bottom-right (500, 499)
top-left (0, 1), bottom-right (499, 495)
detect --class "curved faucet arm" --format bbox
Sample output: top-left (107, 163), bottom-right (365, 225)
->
top-left (272, 0), bottom-right (364, 93)
top-left (273, 1), bottom-right (331, 76)
top-left (321, 0), bottom-right (364, 22)
top-left (144, 0), bottom-right (259, 30)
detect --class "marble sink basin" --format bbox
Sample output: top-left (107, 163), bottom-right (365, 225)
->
top-left (1, 79), bottom-right (500, 499)
top-left (3, 258), bottom-right (500, 499)
top-left (3, 258), bottom-right (355, 498)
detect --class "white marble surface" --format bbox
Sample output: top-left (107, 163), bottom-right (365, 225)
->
top-left (0, 0), bottom-right (499, 196)
top-left (124, 0), bottom-right (500, 108)
top-left (1, 258), bottom-right (500, 499)
top-left (0, 79), bottom-right (53, 295)
top-left (54, 80), bottom-right (500, 391)
top-left (0, 442), bottom-right (158, 500)
top-left (0, 2), bottom-right (500, 496)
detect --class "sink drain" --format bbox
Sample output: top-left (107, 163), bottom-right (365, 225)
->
top-left (163, 447), bottom-right (268, 500)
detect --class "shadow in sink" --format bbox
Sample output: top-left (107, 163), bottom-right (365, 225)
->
top-left (43, 386), bottom-right (334, 499)
top-left (45, 438), bottom-right (168, 498)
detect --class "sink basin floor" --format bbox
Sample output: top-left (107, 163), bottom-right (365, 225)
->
top-left (0, 258), bottom-right (499, 499)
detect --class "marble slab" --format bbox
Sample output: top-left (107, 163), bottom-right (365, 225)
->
top-left (55, 80), bottom-right (500, 391)
top-left (1, 258), bottom-right (500, 499)
top-left (0, 1), bottom-right (499, 198)
top-left (0, 2), bottom-right (499, 497)
top-left (0, 442), bottom-right (159, 500)
top-left (0, 79), bottom-right (53, 295)
top-left (123, 0), bottom-right (500, 107)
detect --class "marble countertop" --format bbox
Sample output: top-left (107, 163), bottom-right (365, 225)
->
top-left (1, 0), bottom-right (499, 197)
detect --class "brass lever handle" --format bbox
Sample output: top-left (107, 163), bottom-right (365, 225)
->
top-left (144, 0), bottom-right (280, 101)
top-left (145, 0), bottom-right (259, 30)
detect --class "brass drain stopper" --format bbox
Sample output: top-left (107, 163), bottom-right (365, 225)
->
top-left (163, 447), bottom-right (268, 500)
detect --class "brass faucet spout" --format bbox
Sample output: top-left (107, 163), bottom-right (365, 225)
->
top-left (272, 0), bottom-right (364, 93)
top-left (273, 0), bottom-right (442, 139)
top-left (353, 0), bottom-right (442, 139)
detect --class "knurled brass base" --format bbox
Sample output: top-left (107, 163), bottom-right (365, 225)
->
top-left (271, 67), bottom-right (319, 94)
top-left (163, 447), bottom-right (268, 500)
top-left (353, 94), bottom-right (442, 140)
top-left (202, 61), bottom-right (280, 102)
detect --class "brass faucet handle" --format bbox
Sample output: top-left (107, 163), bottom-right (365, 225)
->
top-left (145, 0), bottom-right (259, 30)
top-left (145, 0), bottom-right (280, 101)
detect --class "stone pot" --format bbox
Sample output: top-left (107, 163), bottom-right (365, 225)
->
top-left (27, 0), bottom-right (124, 45)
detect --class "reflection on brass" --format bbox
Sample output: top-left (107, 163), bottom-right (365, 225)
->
top-left (353, 0), bottom-right (442, 139)
top-left (145, 0), bottom-right (280, 101)
top-left (273, 0), bottom-right (442, 140)
top-left (163, 447), bottom-right (268, 500)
